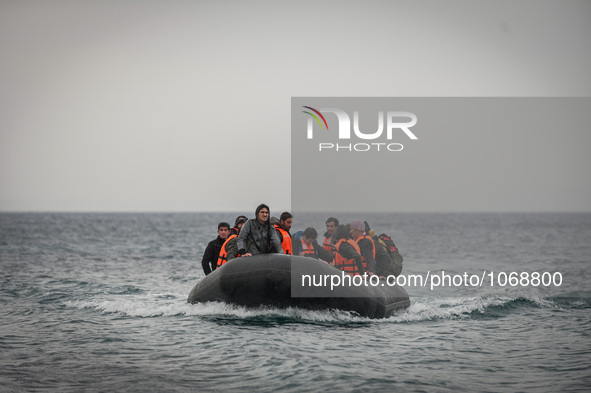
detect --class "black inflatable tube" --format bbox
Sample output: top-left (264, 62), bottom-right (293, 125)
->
top-left (187, 254), bottom-right (410, 319)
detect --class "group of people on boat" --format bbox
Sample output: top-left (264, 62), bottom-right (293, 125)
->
top-left (201, 203), bottom-right (403, 278)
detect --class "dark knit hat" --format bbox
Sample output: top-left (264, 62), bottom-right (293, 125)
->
top-left (234, 216), bottom-right (248, 227)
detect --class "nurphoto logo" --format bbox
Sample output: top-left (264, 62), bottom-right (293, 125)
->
top-left (302, 106), bottom-right (418, 152)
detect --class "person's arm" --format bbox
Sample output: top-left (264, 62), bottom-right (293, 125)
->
top-left (315, 242), bottom-right (334, 263)
top-left (359, 239), bottom-right (377, 274)
top-left (201, 241), bottom-right (214, 275)
top-left (226, 238), bottom-right (238, 261)
top-left (237, 221), bottom-right (251, 255)
top-left (340, 242), bottom-right (365, 274)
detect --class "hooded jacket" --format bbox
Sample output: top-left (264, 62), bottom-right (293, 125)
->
top-left (237, 205), bottom-right (284, 255)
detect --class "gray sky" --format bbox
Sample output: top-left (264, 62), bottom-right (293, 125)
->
top-left (1, 0), bottom-right (590, 212)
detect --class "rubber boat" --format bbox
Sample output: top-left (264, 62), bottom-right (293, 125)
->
top-left (187, 254), bottom-right (410, 319)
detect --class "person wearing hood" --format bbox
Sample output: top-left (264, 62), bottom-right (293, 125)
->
top-left (230, 215), bottom-right (248, 236)
top-left (237, 204), bottom-right (284, 256)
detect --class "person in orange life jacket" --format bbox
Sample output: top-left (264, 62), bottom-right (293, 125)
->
top-left (201, 222), bottom-right (230, 275)
top-left (349, 219), bottom-right (377, 274)
top-left (217, 216), bottom-right (249, 267)
top-left (271, 212), bottom-right (293, 255)
top-left (238, 204), bottom-right (284, 256)
top-left (330, 224), bottom-right (365, 276)
top-left (322, 217), bottom-right (339, 254)
top-left (292, 227), bottom-right (334, 263)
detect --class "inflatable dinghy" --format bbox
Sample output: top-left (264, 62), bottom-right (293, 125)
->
top-left (187, 254), bottom-right (409, 318)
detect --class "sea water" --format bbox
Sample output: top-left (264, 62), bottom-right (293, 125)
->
top-left (1, 212), bottom-right (590, 392)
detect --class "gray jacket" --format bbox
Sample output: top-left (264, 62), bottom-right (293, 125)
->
top-left (237, 219), bottom-right (284, 255)
top-left (225, 236), bottom-right (240, 262)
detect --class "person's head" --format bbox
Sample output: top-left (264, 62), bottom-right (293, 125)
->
top-left (217, 222), bottom-right (230, 239)
top-left (349, 219), bottom-right (365, 239)
top-left (331, 225), bottom-right (350, 243)
top-left (255, 204), bottom-right (270, 224)
top-left (280, 212), bottom-right (293, 232)
top-left (325, 217), bottom-right (339, 235)
top-left (302, 227), bottom-right (318, 246)
top-left (234, 216), bottom-right (248, 231)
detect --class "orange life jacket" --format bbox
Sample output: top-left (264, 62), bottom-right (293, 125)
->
top-left (299, 239), bottom-right (316, 257)
top-left (333, 239), bottom-right (362, 276)
top-left (217, 234), bottom-right (239, 268)
top-left (354, 234), bottom-right (375, 272)
top-left (323, 236), bottom-right (336, 253)
top-left (274, 224), bottom-right (292, 255)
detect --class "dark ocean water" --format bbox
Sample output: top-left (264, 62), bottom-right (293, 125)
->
top-left (1, 212), bottom-right (590, 392)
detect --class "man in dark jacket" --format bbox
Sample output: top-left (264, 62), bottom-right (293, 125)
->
top-left (201, 222), bottom-right (230, 275)
top-left (237, 204), bottom-right (284, 256)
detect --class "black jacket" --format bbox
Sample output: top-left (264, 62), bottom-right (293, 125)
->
top-left (336, 241), bottom-right (365, 274)
top-left (201, 236), bottom-right (226, 275)
top-left (356, 237), bottom-right (377, 273)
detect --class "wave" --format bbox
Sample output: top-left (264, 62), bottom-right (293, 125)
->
top-left (63, 286), bottom-right (590, 325)
top-left (394, 295), bottom-right (551, 323)
top-left (65, 291), bottom-right (190, 318)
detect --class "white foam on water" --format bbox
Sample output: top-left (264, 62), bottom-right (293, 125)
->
top-left (65, 284), bottom-right (558, 323)
top-left (385, 288), bottom-right (558, 323)
top-left (67, 293), bottom-right (377, 322)
top-left (65, 290), bottom-right (191, 317)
